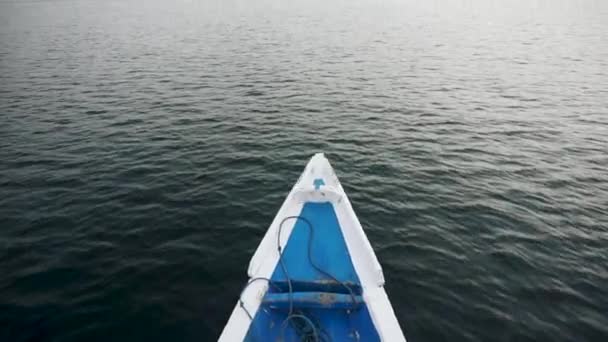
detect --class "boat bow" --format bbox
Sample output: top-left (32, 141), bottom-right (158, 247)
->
top-left (219, 153), bottom-right (406, 341)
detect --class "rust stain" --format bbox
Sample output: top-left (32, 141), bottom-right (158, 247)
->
top-left (318, 292), bottom-right (337, 305)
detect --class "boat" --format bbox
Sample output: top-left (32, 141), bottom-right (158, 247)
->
top-left (219, 153), bottom-right (406, 341)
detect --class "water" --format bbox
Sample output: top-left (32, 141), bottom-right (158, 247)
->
top-left (1, 0), bottom-right (607, 340)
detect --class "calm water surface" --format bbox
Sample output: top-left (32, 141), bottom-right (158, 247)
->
top-left (1, 0), bottom-right (607, 341)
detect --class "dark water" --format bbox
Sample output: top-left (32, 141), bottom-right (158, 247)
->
top-left (1, 0), bottom-right (607, 341)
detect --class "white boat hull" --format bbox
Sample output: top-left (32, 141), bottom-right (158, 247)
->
top-left (219, 153), bottom-right (406, 341)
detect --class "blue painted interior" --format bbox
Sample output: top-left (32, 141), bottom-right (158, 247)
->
top-left (243, 202), bottom-right (381, 342)
top-left (270, 202), bottom-right (360, 288)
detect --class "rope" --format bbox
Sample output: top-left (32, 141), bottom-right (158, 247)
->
top-left (238, 277), bottom-right (279, 320)
top-left (279, 314), bottom-right (319, 342)
top-left (276, 216), bottom-right (359, 342)
top-left (239, 215), bottom-right (360, 341)
top-left (277, 216), bottom-right (358, 310)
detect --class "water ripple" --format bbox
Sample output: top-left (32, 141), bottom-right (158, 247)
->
top-left (1, 0), bottom-right (608, 341)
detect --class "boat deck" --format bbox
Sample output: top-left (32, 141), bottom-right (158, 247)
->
top-left (244, 202), bottom-right (381, 341)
